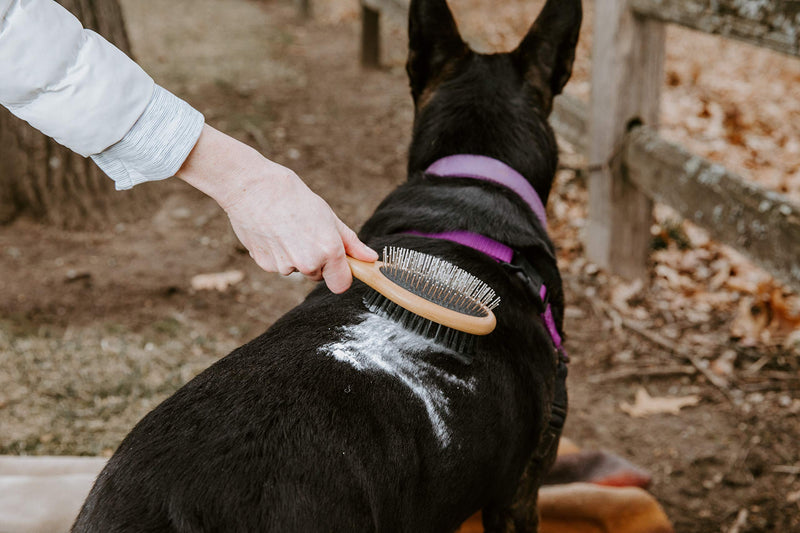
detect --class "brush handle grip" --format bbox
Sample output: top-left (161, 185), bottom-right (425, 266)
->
top-left (345, 256), bottom-right (496, 336)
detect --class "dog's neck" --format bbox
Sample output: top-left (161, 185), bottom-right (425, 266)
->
top-left (406, 154), bottom-right (565, 357)
top-left (411, 153), bottom-right (549, 262)
top-left (425, 154), bottom-right (548, 230)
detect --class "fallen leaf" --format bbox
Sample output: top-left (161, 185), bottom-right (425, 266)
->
top-left (710, 350), bottom-right (737, 379)
top-left (610, 278), bottom-right (643, 314)
top-left (64, 270), bottom-right (92, 283)
top-left (620, 388), bottom-right (700, 418)
top-left (731, 282), bottom-right (800, 346)
top-left (190, 270), bottom-right (245, 292)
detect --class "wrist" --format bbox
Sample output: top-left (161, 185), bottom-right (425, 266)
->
top-left (176, 124), bottom-right (266, 210)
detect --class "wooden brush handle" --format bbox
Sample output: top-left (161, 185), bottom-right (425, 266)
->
top-left (346, 256), bottom-right (497, 336)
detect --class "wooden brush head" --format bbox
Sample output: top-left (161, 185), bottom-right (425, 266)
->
top-left (346, 248), bottom-right (498, 336)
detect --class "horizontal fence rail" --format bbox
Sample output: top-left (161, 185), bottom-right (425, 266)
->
top-left (555, 95), bottom-right (800, 290)
top-left (363, 0), bottom-right (409, 16)
top-left (623, 126), bottom-right (800, 289)
top-left (630, 0), bottom-right (800, 58)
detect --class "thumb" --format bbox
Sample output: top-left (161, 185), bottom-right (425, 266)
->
top-left (338, 220), bottom-right (378, 263)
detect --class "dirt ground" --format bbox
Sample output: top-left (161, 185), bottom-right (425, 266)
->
top-left (1, 1), bottom-right (799, 532)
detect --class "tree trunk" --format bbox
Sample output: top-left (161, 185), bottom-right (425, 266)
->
top-left (0, 0), bottom-right (154, 229)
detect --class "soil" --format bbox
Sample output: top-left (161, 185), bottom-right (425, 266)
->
top-left (1, 1), bottom-right (798, 532)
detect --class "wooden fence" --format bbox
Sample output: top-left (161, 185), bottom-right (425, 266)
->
top-left (308, 0), bottom-right (800, 291)
top-left (585, 0), bottom-right (800, 288)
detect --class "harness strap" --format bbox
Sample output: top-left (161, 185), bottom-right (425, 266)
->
top-left (403, 230), bottom-right (513, 263)
top-left (402, 228), bottom-right (565, 356)
top-left (539, 285), bottom-right (564, 357)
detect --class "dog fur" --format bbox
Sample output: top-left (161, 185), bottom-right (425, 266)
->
top-left (73, 0), bottom-right (582, 531)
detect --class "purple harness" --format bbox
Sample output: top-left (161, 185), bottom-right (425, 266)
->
top-left (409, 154), bottom-right (564, 354)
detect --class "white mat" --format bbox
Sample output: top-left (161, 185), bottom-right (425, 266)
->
top-left (0, 456), bottom-right (106, 533)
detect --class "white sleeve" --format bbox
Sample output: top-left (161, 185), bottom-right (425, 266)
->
top-left (0, 0), bottom-right (204, 190)
top-left (90, 85), bottom-right (204, 190)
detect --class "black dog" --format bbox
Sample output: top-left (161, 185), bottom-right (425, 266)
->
top-left (73, 0), bottom-right (581, 531)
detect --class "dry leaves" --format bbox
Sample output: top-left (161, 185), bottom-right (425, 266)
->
top-left (620, 388), bottom-right (700, 418)
top-left (731, 282), bottom-right (800, 346)
top-left (190, 270), bottom-right (245, 292)
top-left (646, 211), bottom-right (800, 352)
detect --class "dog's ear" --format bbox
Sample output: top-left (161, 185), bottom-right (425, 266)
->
top-left (407, 0), bottom-right (468, 103)
top-left (513, 0), bottom-right (582, 112)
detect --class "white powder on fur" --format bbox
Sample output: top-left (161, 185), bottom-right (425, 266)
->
top-left (319, 312), bottom-right (474, 447)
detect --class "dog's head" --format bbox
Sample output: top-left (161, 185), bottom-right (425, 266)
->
top-left (406, 0), bottom-right (582, 201)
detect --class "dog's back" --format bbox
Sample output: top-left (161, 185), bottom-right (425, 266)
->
top-left (75, 282), bottom-right (547, 532)
top-left (74, 1), bottom-right (582, 531)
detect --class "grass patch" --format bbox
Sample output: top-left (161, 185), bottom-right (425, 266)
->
top-left (0, 321), bottom-right (236, 455)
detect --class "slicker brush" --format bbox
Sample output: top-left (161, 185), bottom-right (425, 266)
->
top-left (346, 246), bottom-right (501, 354)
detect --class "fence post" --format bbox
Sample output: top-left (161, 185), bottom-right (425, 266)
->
top-left (296, 0), bottom-right (311, 19)
top-left (586, 0), bottom-right (665, 279)
top-left (361, 4), bottom-right (381, 67)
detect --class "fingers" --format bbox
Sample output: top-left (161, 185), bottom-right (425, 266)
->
top-left (248, 239), bottom-right (347, 289)
top-left (292, 261), bottom-right (322, 281)
top-left (321, 252), bottom-right (353, 294)
top-left (223, 167), bottom-right (373, 293)
top-left (337, 220), bottom-right (378, 262)
top-left (318, 220), bottom-right (378, 293)
top-left (285, 221), bottom-right (373, 292)
top-left (304, 269), bottom-right (324, 281)
top-left (278, 265), bottom-right (297, 276)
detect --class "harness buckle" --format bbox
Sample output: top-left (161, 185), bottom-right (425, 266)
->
top-left (501, 252), bottom-right (546, 313)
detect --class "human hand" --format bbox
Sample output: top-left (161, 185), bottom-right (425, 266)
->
top-left (177, 125), bottom-right (378, 293)
top-left (223, 165), bottom-right (378, 294)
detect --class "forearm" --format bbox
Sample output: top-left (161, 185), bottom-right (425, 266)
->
top-left (175, 124), bottom-right (269, 210)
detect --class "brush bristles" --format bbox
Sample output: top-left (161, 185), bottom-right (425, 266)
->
top-left (380, 246), bottom-right (501, 317)
top-left (363, 289), bottom-right (475, 355)
top-left (359, 246), bottom-right (500, 355)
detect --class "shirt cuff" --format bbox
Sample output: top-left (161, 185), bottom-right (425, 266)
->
top-left (91, 85), bottom-right (205, 191)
